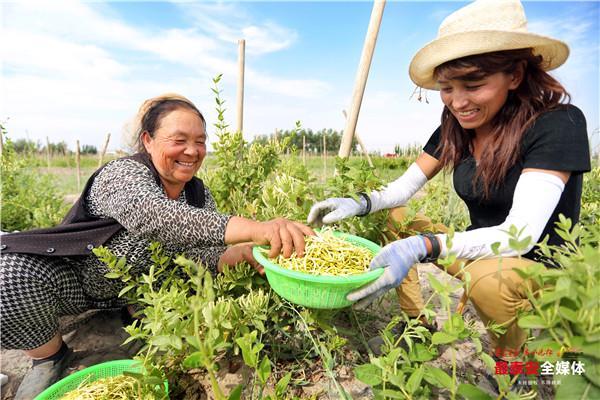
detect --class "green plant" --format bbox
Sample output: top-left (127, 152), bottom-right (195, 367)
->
top-left (516, 216), bottom-right (600, 400)
top-left (580, 166), bottom-right (600, 226)
top-left (1, 125), bottom-right (69, 231)
top-left (320, 157), bottom-right (392, 245)
top-left (95, 240), bottom-right (346, 399)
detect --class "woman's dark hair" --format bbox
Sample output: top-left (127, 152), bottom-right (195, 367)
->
top-left (434, 48), bottom-right (570, 198)
top-left (135, 96), bottom-right (206, 153)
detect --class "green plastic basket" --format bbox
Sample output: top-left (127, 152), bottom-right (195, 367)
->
top-left (253, 231), bottom-right (383, 309)
top-left (35, 359), bottom-right (167, 400)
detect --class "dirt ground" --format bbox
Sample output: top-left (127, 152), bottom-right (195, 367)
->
top-left (1, 263), bottom-right (547, 399)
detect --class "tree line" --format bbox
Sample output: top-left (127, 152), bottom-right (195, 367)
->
top-left (252, 128), bottom-right (359, 155)
top-left (9, 138), bottom-right (97, 155)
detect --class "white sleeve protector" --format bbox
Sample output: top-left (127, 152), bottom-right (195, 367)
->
top-left (437, 172), bottom-right (565, 259)
top-left (369, 163), bottom-right (428, 213)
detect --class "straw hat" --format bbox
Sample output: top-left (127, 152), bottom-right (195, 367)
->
top-left (409, 0), bottom-right (569, 90)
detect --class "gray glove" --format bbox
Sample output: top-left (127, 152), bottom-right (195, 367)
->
top-left (307, 196), bottom-right (368, 225)
top-left (347, 235), bottom-right (427, 308)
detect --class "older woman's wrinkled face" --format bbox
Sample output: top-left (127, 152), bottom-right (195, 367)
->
top-left (142, 108), bottom-right (207, 198)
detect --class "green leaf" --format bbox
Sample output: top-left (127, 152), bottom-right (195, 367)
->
top-left (257, 356), bottom-right (272, 385)
top-left (582, 355), bottom-right (600, 387)
top-left (517, 315), bottom-right (547, 329)
top-left (183, 351), bottom-right (207, 368)
top-left (388, 371), bottom-right (405, 388)
top-left (118, 284), bottom-right (135, 298)
top-left (558, 306), bottom-right (579, 323)
top-left (227, 384), bottom-right (243, 400)
top-left (479, 353), bottom-right (496, 371)
top-left (424, 365), bottom-right (453, 389)
top-left (428, 273), bottom-right (446, 293)
top-left (150, 335), bottom-right (171, 348)
top-left (406, 365), bottom-right (424, 394)
top-left (457, 383), bottom-right (494, 400)
top-left (377, 389), bottom-right (405, 399)
top-left (186, 335), bottom-right (201, 350)
top-left (275, 372), bottom-right (292, 397)
top-left (473, 337), bottom-right (483, 354)
top-left (235, 331), bottom-right (258, 368)
top-left (555, 373), bottom-right (600, 400)
top-left (555, 276), bottom-right (571, 292)
top-left (409, 343), bottom-right (435, 362)
top-left (491, 242), bottom-right (501, 255)
top-left (355, 363), bottom-right (383, 386)
top-left (447, 314), bottom-right (465, 335)
top-left (169, 335), bottom-right (183, 350)
top-left (432, 332), bottom-right (458, 345)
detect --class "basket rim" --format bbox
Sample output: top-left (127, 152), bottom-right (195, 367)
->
top-left (252, 231), bottom-right (383, 284)
top-left (35, 359), bottom-right (142, 400)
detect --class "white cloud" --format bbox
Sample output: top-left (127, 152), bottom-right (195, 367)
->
top-left (2, 29), bottom-right (129, 79)
top-left (174, 2), bottom-right (298, 55)
top-left (2, 1), bottom-right (596, 156)
top-left (1, 0), bottom-right (331, 152)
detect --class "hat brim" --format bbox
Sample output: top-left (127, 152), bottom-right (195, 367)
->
top-left (409, 30), bottom-right (569, 90)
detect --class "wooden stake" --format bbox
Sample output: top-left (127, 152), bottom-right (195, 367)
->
top-left (338, 0), bottom-right (385, 159)
top-left (75, 140), bottom-right (81, 192)
top-left (46, 136), bottom-right (51, 171)
top-left (343, 110), bottom-right (374, 167)
top-left (236, 39), bottom-right (246, 134)
top-left (323, 134), bottom-right (327, 179)
top-left (98, 132), bottom-right (111, 167)
top-left (302, 134), bottom-right (306, 166)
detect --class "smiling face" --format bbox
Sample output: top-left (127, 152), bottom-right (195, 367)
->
top-left (142, 107), bottom-right (207, 198)
top-left (438, 67), bottom-right (521, 136)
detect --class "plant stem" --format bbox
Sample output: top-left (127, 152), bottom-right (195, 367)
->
top-left (286, 302), bottom-right (348, 400)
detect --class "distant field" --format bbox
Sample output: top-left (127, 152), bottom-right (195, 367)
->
top-left (31, 153), bottom-right (412, 198)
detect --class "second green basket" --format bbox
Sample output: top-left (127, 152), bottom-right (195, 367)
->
top-left (34, 359), bottom-right (167, 400)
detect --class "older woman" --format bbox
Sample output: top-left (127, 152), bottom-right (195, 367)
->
top-left (0, 93), bottom-right (314, 398)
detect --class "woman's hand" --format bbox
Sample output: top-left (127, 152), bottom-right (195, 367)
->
top-left (252, 218), bottom-right (315, 258)
top-left (307, 197), bottom-right (367, 226)
top-left (347, 236), bottom-right (427, 308)
top-left (218, 243), bottom-right (264, 275)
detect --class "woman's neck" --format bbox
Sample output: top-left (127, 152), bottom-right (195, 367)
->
top-left (162, 181), bottom-right (185, 200)
top-left (471, 130), bottom-right (494, 161)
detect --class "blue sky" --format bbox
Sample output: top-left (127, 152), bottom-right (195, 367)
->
top-left (2, 1), bottom-right (599, 154)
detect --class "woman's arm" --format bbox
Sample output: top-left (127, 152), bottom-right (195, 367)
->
top-left (88, 159), bottom-right (230, 247)
top-left (435, 169), bottom-right (569, 259)
top-left (88, 159), bottom-right (314, 253)
top-left (368, 152), bottom-right (441, 213)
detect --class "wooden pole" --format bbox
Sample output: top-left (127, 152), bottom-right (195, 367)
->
top-left (338, 0), bottom-right (385, 159)
top-left (46, 136), bottom-right (51, 171)
top-left (236, 39), bottom-right (246, 134)
top-left (302, 134), bottom-right (306, 165)
top-left (323, 134), bottom-right (327, 179)
top-left (343, 110), bottom-right (374, 167)
top-left (75, 140), bottom-right (81, 192)
top-left (98, 132), bottom-right (111, 167)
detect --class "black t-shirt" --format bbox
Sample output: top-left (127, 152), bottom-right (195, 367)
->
top-left (423, 104), bottom-right (591, 261)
